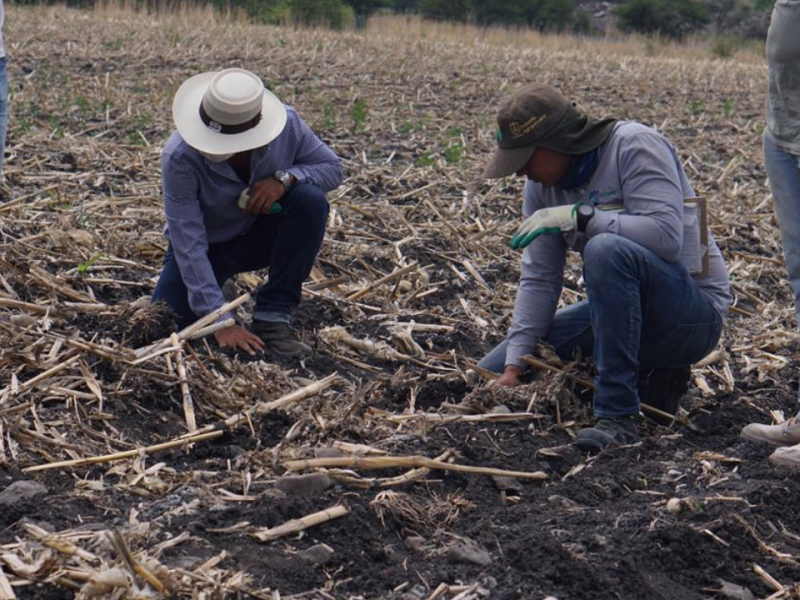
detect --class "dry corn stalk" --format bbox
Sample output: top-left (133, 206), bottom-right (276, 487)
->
top-left (285, 455), bottom-right (547, 481)
top-left (253, 504), bottom-right (350, 543)
top-left (22, 430), bottom-right (223, 473)
top-left (0, 564), bottom-right (15, 600)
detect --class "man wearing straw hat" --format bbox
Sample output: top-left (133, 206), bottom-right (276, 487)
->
top-left (153, 68), bottom-right (343, 358)
top-left (479, 84), bottom-right (731, 452)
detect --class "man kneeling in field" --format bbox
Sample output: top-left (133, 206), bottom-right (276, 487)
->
top-left (153, 68), bottom-right (343, 358)
top-left (479, 84), bottom-right (730, 452)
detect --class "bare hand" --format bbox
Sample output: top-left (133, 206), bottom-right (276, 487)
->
top-left (242, 178), bottom-right (285, 215)
top-left (214, 325), bottom-right (265, 356)
top-left (495, 365), bottom-right (523, 387)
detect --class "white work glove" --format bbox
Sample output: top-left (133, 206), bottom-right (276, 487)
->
top-left (510, 204), bottom-right (579, 250)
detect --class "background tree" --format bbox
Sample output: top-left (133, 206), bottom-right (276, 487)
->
top-left (614, 0), bottom-right (711, 37)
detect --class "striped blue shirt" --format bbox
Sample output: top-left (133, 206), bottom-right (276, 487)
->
top-left (161, 106), bottom-right (343, 321)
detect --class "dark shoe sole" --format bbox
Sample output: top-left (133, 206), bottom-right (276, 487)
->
top-left (572, 438), bottom-right (606, 454)
top-left (263, 342), bottom-right (313, 359)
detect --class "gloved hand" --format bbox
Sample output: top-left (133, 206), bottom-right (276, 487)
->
top-left (239, 187), bottom-right (282, 214)
top-left (510, 203), bottom-right (580, 250)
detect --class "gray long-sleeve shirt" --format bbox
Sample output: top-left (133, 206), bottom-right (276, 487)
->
top-left (767, 0), bottom-right (800, 154)
top-left (504, 121), bottom-right (731, 368)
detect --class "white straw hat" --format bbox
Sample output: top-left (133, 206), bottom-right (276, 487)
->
top-left (172, 68), bottom-right (287, 154)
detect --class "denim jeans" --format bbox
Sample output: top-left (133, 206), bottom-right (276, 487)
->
top-left (152, 183), bottom-right (329, 329)
top-left (763, 133), bottom-right (800, 405)
top-left (0, 57), bottom-right (9, 181)
top-left (479, 234), bottom-right (723, 419)
top-left (764, 133), bottom-right (800, 322)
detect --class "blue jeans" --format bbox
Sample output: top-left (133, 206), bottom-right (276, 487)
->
top-left (479, 234), bottom-right (723, 419)
top-left (152, 183), bottom-right (329, 329)
top-left (764, 133), bottom-right (800, 323)
top-left (763, 133), bottom-right (800, 405)
top-left (0, 57), bottom-right (9, 181)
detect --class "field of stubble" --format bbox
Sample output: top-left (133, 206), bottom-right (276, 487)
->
top-left (0, 6), bottom-right (797, 600)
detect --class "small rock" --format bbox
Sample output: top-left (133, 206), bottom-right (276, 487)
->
top-left (405, 536), bottom-right (425, 551)
top-left (481, 576), bottom-right (498, 590)
top-left (446, 542), bottom-right (492, 567)
top-left (404, 584), bottom-right (428, 599)
top-left (275, 473), bottom-right (332, 497)
top-left (586, 534), bottom-right (607, 549)
top-left (228, 445), bottom-right (246, 459)
top-left (314, 447), bottom-right (344, 459)
top-left (666, 496), bottom-right (703, 517)
top-left (0, 481), bottom-right (48, 508)
top-left (547, 495), bottom-right (580, 509)
top-left (718, 579), bottom-right (755, 600)
top-left (490, 404), bottom-right (512, 414)
top-left (168, 555), bottom-right (203, 569)
top-left (9, 314), bottom-right (37, 328)
top-left (491, 476), bottom-right (523, 494)
top-left (298, 543), bottom-right (334, 565)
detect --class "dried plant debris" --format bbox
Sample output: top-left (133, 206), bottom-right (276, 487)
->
top-left (1, 5), bottom-right (800, 600)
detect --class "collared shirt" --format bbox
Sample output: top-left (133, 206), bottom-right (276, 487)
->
top-left (767, 0), bottom-right (800, 154)
top-left (161, 106), bottom-right (343, 321)
top-left (504, 121), bottom-right (732, 368)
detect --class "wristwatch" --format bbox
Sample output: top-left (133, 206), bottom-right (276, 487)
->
top-left (576, 203), bottom-right (595, 233)
top-left (274, 170), bottom-right (293, 191)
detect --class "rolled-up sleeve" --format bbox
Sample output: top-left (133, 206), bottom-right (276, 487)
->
top-left (162, 152), bottom-right (230, 321)
top-left (285, 113), bottom-right (343, 192)
top-left (586, 132), bottom-right (684, 262)
top-left (505, 185), bottom-right (567, 368)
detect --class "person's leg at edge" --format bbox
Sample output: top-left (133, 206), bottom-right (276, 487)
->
top-left (740, 135), bottom-right (800, 453)
top-left (574, 233), bottom-right (722, 452)
top-left (0, 57), bottom-right (10, 188)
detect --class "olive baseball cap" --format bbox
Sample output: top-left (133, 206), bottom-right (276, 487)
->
top-left (482, 83), bottom-right (616, 179)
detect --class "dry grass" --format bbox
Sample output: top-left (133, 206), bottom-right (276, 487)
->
top-left (366, 13), bottom-right (766, 64)
top-left (87, 0), bottom-right (768, 63)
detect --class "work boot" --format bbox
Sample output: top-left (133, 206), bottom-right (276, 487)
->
top-left (741, 417), bottom-right (800, 447)
top-left (250, 321), bottom-right (312, 358)
top-left (572, 416), bottom-right (640, 453)
top-left (769, 444), bottom-right (800, 469)
top-left (638, 367), bottom-right (690, 426)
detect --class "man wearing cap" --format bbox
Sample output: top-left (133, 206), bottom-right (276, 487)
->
top-left (479, 84), bottom-right (731, 452)
top-left (153, 68), bottom-right (343, 357)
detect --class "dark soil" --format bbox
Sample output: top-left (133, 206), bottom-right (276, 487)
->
top-left (5, 351), bottom-right (800, 600)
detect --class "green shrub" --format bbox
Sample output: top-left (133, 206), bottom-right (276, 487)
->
top-left (710, 36), bottom-right (740, 59)
top-left (351, 99), bottom-right (369, 131)
top-left (614, 0), bottom-right (710, 38)
top-left (572, 8), bottom-right (592, 34)
top-left (283, 0), bottom-right (355, 28)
